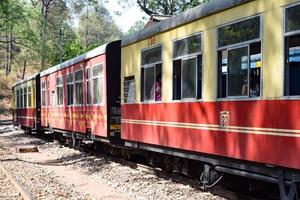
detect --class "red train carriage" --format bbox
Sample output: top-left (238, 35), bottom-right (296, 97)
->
top-left (40, 41), bottom-right (121, 144)
top-left (12, 73), bottom-right (41, 133)
top-left (120, 0), bottom-right (300, 198)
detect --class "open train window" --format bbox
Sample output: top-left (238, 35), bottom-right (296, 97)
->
top-left (92, 64), bottom-right (104, 105)
top-left (74, 70), bottom-right (83, 105)
top-left (141, 45), bottom-right (162, 102)
top-left (217, 16), bottom-right (261, 98)
top-left (66, 73), bottom-right (73, 105)
top-left (172, 34), bottom-right (202, 100)
top-left (124, 76), bottom-right (135, 103)
top-left (284, 4), bottom-right (300, 96)
top-left (56, 77), bottom-right (64, 106)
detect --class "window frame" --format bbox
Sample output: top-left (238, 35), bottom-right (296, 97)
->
top-left (123, 76), bottom-right (136, 104)
top-left (172, 32), bottom-right (203, 102)
top-left (74, 69), bottom-right (84, 106)
top-left (66, 72), bottom-right (74, 107)
top-left (283, 2), bottom-right (300, 99)
top-left (216, 14), bottom-right (263, 101)
top-left (41, 81), bottom-right (47, 107)
top-left (140, 44), bottom-right (163, 103)
top-left (27, 84), bottom-right (32, 108)
top-left (92, 63), bottom-right (105, 106)
top-left (56, 76), bottom-right (64, 106)
top-left (85, 66), bottom-right (92, 106)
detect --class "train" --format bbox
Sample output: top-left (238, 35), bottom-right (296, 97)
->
top-left (12, 0), bottom-right (300, 199)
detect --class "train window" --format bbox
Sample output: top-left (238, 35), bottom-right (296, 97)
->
top-left (92, 64), bottom-right (104, 104)
top-left (86, 68), bottom-right (91, 105)
top-left (285, 4), bottom-right (300, 33)
top-left (66, 74), bottom-right (74, 105)
top-left (16, 89), bottom-right (19, 108)
top-left (75, 70), bottom-right (83, 105)
top-left (27, 85), bottom-right (32, 107)
top-left (41, 81), bottom-right (46, 106)
top-left (23, 85), bottom-right (27, 108)
top-left (124, 76), bottom-right (135, 103)
top-left (141, 46), bottom-right (161, 66)
top-left (172, 34), bottom-right (202, 100)
top-left (20, 87), bottom-right (23, 108)
top-left (173, 34), bottom-right (201, 58)
top-left (284, 5), bottom-right (300, 96)
top-left (217, 16), bottom-right (261, 98)
top-left (284, 35), bottom-right (300, 96)
top-left (218, 16), bottom-right (260, 48)
top-left (56, 77), bottom-right (64, 105)
top-left (141, 46), bottom-right (162, 102)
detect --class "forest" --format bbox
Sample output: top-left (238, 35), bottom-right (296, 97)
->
top-left (0, 0), bottom-right (206, 115)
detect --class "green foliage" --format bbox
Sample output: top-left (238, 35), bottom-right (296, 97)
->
top-left (126, 20), bottom-right (146, 35)
top-left (136, 0), bottom-right (210, 16)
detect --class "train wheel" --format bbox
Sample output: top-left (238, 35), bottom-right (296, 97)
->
top-left (200, 164), bottom-right (223, 190)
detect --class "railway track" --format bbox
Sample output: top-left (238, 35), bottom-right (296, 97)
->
top-left (0, 162), bottom-right (35, 200)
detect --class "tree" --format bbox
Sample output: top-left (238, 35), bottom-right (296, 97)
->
top-left (126, 20), bottom-right (146, 35)
top-left (119, 0), bottom-right (209, 16)
top-left (77, 3), bottom-right (122, 49)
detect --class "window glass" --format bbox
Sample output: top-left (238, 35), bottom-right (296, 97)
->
top-left (286, 5), bottom-right (300, 33)
top-left (144, 67), bottom-right (155, 101)
top-left (28, 86), bottom-right (32, 107)
top-left (141, 46), bottom-right (161, 65)
top-left (93, 64), bottom-right (104, 77)
top-left (92, 64), bottom-right (104, 104)
top-left (23, 86), bottom-right (27, 108)
top-left (218, 16), bottom-right (260, 47)
top-left (173, 34), bottom-right (201, 58)
top-left (16, 89), bottom-right (19, 108)
top-left (86, 68), bottom-right (91, 104)
top-left (172, 35), bottom-right (202, 101)
top-left (66, 74), bottom-right (73, 105)
top-left (56, 77), bottom-right (64, 105)
top-left (285, 35), bottom-right (300, 95)
top-left (20, 87), bottom-right (23, 108)
top-left (93, 78), bottom-right (103, 104)
top-left (227, 46), bottom-right (249, 97)
top-left (75, 71), bottom-right (83, 105)
top-left (124, 76), bottom-right (135, 103)
top-left (41, 82), bottom-right (46, 106)
top-left (75, 70), bottom-right (83, 81)
top-left (182, 58), bottom-right (197, 99)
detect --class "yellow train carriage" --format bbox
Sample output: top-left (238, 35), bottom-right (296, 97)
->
top-left (121, 0), bottom-right (300, 198)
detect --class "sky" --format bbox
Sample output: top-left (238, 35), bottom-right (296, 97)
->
top-left (103, 1), bottom-right (148, 32)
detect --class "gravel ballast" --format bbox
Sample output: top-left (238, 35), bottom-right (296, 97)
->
top-left (0, 124), bottom-right (226, 200)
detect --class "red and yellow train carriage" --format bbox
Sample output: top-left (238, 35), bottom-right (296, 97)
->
top-left (12, 73), bottom-right (41, 133)
top-left (39, 41), bottom-right (121, 144)
top-left (121, 0), bottom-right (300, 197)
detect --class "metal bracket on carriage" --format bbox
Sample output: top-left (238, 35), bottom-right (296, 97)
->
top-left (278, 171), bottom-right (300, 200)
top-left (200, 164), bottom-right (223, 190)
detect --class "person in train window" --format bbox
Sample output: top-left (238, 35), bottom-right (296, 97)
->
top-left (150, 73), bottom-right (162, 101)
top-left (249, 79), bottom-right (259, 97)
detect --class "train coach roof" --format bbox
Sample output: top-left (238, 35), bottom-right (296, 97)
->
top-left (40, 41), bottom-right (118, 77)
top-left (121, 0), bottom-right (252, 47)
top-left (12, 73), bottom-right (39, 88)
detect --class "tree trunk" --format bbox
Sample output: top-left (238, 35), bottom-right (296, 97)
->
top-left (22, 59), bottom-right (27, 80)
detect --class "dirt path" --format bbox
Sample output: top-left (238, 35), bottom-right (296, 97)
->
top-left (0, 121), bottom-right (130, 200)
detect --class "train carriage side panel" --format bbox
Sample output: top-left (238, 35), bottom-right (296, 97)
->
top-left (120, 0), bottom-right (300, 173)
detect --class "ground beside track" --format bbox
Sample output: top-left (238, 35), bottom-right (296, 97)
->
top-left (0, 119), bottom-right (226, 200)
